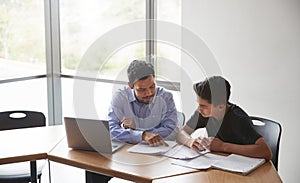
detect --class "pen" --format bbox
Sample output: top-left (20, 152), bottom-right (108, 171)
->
top-left (162, 140), bottom-right (169, 147)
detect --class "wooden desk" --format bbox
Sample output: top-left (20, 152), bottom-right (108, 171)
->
top-left (0, 126), bottom-right (282, 183)
top-left (48, 139), bottom-right (198, 183)
top-left (48, 139), bottom-right (282, 183)
top-left (153, 161), bottom-right (282, 183)
top-left (0, 125), bottom-right (65, 183)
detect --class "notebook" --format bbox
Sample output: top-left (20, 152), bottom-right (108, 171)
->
top-left (64, 117), bottom-right (125, 154)
top-left (172, 153), bottom-right (266, 175)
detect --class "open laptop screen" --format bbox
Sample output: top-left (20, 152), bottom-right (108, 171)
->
top-left (64, 117), bottom-right (124, 153)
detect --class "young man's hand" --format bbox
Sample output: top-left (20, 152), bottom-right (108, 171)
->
top-left (208, 137), bottom-right (225, 152)
top-left (188, 137), bottom-right (213, 152)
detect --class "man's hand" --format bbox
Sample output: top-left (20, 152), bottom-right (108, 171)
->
top-left (121, 118), bottom-right (136, 130)
top-left (142, 132), bottom-right (168, 146)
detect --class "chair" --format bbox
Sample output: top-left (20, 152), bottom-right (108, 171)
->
top-left (250, 116), bottom-right (282, 170)
top-left (0, 110), bottom-right (46, 183)
top-left (177, 111), bottom-right (185, 128)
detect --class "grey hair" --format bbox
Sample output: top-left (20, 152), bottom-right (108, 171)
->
top-left (127, 60), bottom-right (155, 84)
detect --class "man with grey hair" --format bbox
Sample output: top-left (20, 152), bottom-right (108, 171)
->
top-left (109, 59), bottom-right (178, 145)
top-left (86, 60), bottom-right (178, 183)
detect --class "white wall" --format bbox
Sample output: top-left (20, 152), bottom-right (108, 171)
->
top-left (181, 1), bottom-right (300, 182)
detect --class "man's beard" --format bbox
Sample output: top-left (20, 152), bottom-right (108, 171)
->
top-left (139, 95), bottom-right (154, 104)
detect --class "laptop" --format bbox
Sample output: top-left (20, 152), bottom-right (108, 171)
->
top-left (64, 117), bottom-right (125, 154)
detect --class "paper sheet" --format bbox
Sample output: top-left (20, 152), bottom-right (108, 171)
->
top-left (163, 145), bottom-right (210, 159)
top-left (172, 153), bottom-right (225, 169)
top-left (127, 141), bottom-right (177, 155)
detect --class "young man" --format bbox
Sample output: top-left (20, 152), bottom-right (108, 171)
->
top-left (177, 76), bottom-right (272, 160)
top-left (108, 59), bottom-right (178, 146)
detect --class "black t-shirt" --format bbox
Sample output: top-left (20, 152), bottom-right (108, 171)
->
top-left (186, 103), bottom-right (261, 145)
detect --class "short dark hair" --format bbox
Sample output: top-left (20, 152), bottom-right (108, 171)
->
top-left (127, 60), bottom-right (155, 84)
top-left (193, 76), bottom-right (231, 106)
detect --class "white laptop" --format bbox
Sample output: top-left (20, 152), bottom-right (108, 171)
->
top-left (64, 117), bottom-right (125, 154)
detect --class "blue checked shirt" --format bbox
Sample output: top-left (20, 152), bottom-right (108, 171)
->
top-left (108, 86), bottom-right (178, 143)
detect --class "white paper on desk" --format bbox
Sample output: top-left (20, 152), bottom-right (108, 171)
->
top-left (171, 153), bottom-right (225, 169)
top-left (127, 141), bottom-right (177, 155)
top-left (163, 145), bottom-right (210, 159)
top-left (211, 154), bottom-right (266, 175)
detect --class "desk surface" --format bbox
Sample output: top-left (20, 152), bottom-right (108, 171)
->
top-left (0, 125), bottom-right (65, 165)
top-left (48, 139), bottom-right (282, 183)
top-left (1, 126), bottom-right (282, 183)
top-left (153, 161), bottom-right (282, 183)
top-left (48, 139), bottom-right (198, 183)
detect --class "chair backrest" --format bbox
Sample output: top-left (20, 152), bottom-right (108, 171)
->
top-left (177, 111), bottom-right (185, 128)
top-left (250, 116), bottom-right (282, 170)
top-left (0, 111), bottom-right (46, 131)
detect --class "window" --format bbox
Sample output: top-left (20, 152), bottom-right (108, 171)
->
top-left (0, 0), bottom-right (47, 118)
top-left (157, 0), bottom-right (181, 82)
top-left (60, 0), bottom-right (146, 79)
top-left (0, 0), bottom-right (182, 123)
top-left (60, 0), bottom-right (146, 118)
top-left (157, 0), bottom-right (182, 110)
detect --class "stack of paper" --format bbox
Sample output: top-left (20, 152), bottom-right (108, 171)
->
top-left (128, 141), bottom-right (266, 175)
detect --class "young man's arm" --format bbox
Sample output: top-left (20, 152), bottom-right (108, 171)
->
top-left (177, 125), bottom-right (272, 160)
top-left (208, 137), bottom-right (272, 160)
